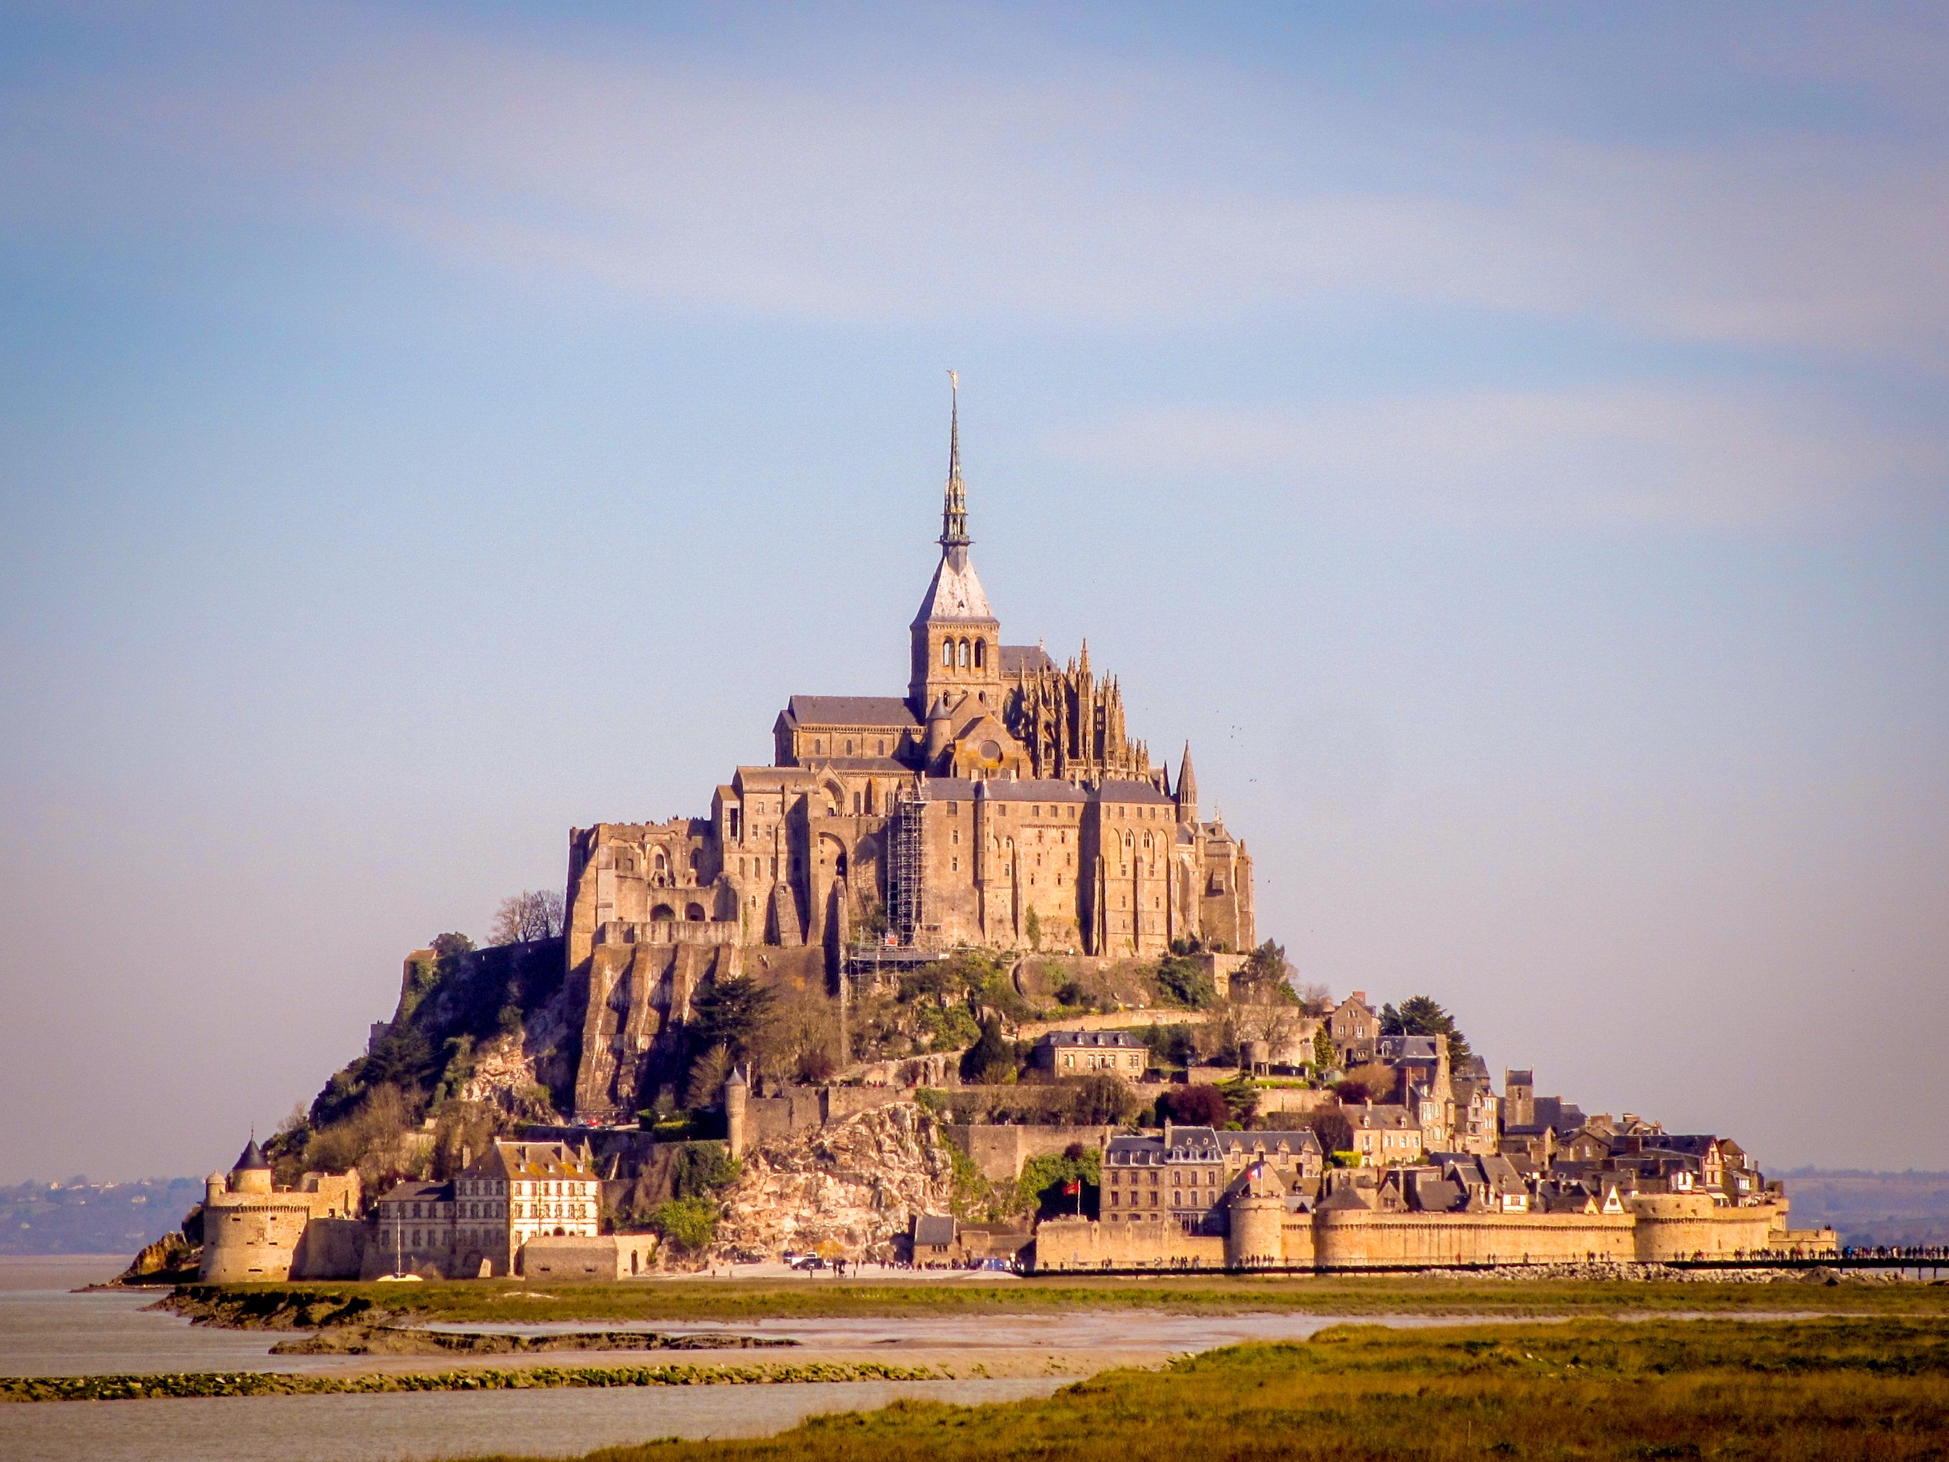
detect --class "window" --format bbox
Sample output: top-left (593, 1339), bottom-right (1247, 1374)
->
top-left (845, 739), bottom-right (853, 755)
top-left (974, 639), bottom-right (985, 668)
top-left (877, 740), bottom-right (885, 755)
top-left (942, 640), bottom-right (954, 667)
top-left (950, 857), bottom-right (958, 872)
top-left (958, 639), bottom-right (970, 668)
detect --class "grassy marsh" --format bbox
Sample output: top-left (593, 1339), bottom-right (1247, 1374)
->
top-left (481, 1317), bottom-right (1949, 1460)
top-left (161, 1273), bottom-right (1949, 1330)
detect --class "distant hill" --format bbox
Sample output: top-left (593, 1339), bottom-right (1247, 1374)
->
top-left (0, 1178), bottom-right (203, 1257)
top-left (1778, 1169), bottom-right (1949, 1247)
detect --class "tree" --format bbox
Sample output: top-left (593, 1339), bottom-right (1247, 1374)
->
top-left (430, 932), bottom-right (476, 958)
top-left (489, 891), bottom-right (565, 946)
top-left (1313, 1025), bottom-right (1336, 1073)
top-left (686, 974), bottom-right (777, 1069)
top-left (1379, 995), bottom-right (1472, 1066)
top-left (670, 1142), bottom-right (742, 1200)
top-left (1299, 1105), bottom-right (1354, 1159)
top-left (684, 1043), bottom-right (735, 1110)
top-left (1024, 907), bottom-right (1042, 951)
top-left (960, 1017), bottom-right (1017, 1085)
top-left (1238, 939), bottom-right (1298, 1000)
top-left (1162, 1083), bottom-right (1231, 1128)
top-left (1155, 956), bottom-right (1217, 1009)
top-left (646, 1197), bottom-right (719, 1253)
top-left (1337, 1061), bottom-right (1397, 1104)
top-left (1065, 1073), bottom-right (1141, 1126)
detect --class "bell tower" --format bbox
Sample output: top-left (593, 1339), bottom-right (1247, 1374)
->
top-left (909, 372), bottom-right (1003, 717)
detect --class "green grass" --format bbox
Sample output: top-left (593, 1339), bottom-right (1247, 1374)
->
top-left (0, 1360), bottom-right (945, 1404)
top-left (162, 1274), bottom-right (1949, 1330)
top-left (476, 1318), bottom-right (1949, 1460)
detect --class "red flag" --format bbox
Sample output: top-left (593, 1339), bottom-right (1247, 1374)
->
top-left (1062, 1180), bottom-right (1082, 1195)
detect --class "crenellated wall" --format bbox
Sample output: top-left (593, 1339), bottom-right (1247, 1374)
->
top-left (1030, 1197), bottom-right (1823, 1272)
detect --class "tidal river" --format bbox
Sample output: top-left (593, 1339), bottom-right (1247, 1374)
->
top-left (0, 1258), bottom-right (1072, 1462)
top-left (0, 1255), bottom-right (1481, 1462)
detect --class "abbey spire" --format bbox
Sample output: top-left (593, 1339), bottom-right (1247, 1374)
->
top-left (940, 370), bottom-right (970, 563)
top-left (909, 371), bottom-right (1001, 715)
top-left (1176, 742), bottom-right (1199, 824)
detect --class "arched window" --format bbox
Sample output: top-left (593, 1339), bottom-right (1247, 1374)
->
top-left (942, 640), bottom-right (954, 668)
top-left (650, 903), bottom-right (676, 921)
top-left (974, 639), bottom-right (986, 669)
top-left (654, 851), bottom-right (667, 874)
top-left (685, 903), bottom-right (706, 922)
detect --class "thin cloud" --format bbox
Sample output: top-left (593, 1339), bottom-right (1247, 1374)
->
top-left (2, 5), bottom-right (1945, 356)
top-left (1046, 388), bottom-right (1947, 527)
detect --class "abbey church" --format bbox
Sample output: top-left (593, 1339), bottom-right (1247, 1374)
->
top-left (567, 392), bottom-right (1254, 1116)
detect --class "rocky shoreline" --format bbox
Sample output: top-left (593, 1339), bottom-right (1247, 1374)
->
top-left (269, 1327), bottom-right (798, 1356)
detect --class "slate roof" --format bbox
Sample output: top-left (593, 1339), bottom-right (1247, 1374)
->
top-left (999, 645), bottom-right (1057, 675)
top-left (913, 554), bottom-right (994, 623)
top-left (1097, 779), bottom-right (1174, 805)
top-left (975, 778), bottom-right (1089, 803)
top-left (1037, 1029), bottom-right (1148, 1049)
top-left (377, 1180), bottom-right (453, 1205)
top-left (1219, 1131), bottom-right (1324, 1159)
top-left (783, 696), bottom-right (920, 729)
top-left (466, 1141), bottom-right (596, 1182)
top-left (912, 1214), bottom-right (958, 1247)
top-left (233, 1138), bottom-right (271, 1172)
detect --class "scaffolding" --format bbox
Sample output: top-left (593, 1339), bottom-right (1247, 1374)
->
top-left (888, 782), bottom-right (926, 947)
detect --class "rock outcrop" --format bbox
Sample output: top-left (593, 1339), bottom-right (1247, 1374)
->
top-left (712, 1102), bottom-right (956, 1260)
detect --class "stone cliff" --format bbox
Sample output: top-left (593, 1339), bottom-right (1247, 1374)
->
top-left (710, 1102), bottom-right (957, 1261)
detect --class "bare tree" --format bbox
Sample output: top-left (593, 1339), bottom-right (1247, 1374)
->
top-left (490, 890), bottom-right (565, 946)
top-left (685, 1042), bottom-right (736, 1110)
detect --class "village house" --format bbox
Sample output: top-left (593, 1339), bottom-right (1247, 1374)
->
top-left (1032, 1029), bottom-right (1150, 1077)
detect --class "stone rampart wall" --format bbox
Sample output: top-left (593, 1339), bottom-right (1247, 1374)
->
top-left (945, 1124), bottom-right (1116, 1182)
top-left (1030, 1199), bottom-right (1805, 1271)
top-left (199, 1201), bottom-right (317, 1282)
top-left (1033, 1215), bottom-right (1226, 1271)
top-left (521, 1234), bottom-right (661, 1281)
top-left (1628, 1196), bottom-right (1788, 1261)
top-left (1315, 1210), bottom-right (1638, 1267)
top-left (289, 1218), bottom-right (366, 1280)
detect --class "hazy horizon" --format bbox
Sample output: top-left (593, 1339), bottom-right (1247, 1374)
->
top-left (2, 1), bottom-right (1944, 1183)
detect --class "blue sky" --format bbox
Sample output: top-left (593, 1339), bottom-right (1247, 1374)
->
top-left (1, 1), bottom-right (1944, 1183)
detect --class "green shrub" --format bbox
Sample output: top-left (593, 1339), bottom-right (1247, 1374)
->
top-left (645, 1198), bottom-right (719, 1253)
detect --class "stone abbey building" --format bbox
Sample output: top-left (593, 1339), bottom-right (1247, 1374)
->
top-left (568, 393), bottom-right (1254, 1116)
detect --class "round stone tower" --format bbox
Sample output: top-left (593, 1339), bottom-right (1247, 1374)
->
top-left (1226, 1194), bottom-right (1285, 1268)
top-left (199, 1137), bottom-right (306, 1283)
top-left (724, 1065), bottom-right (749, 1159)
top-left (229, 1136), bottom-right (273, 1194)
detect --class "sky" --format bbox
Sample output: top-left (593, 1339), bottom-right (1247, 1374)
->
top-left (0, 0), bottom-right (1944, 1184)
